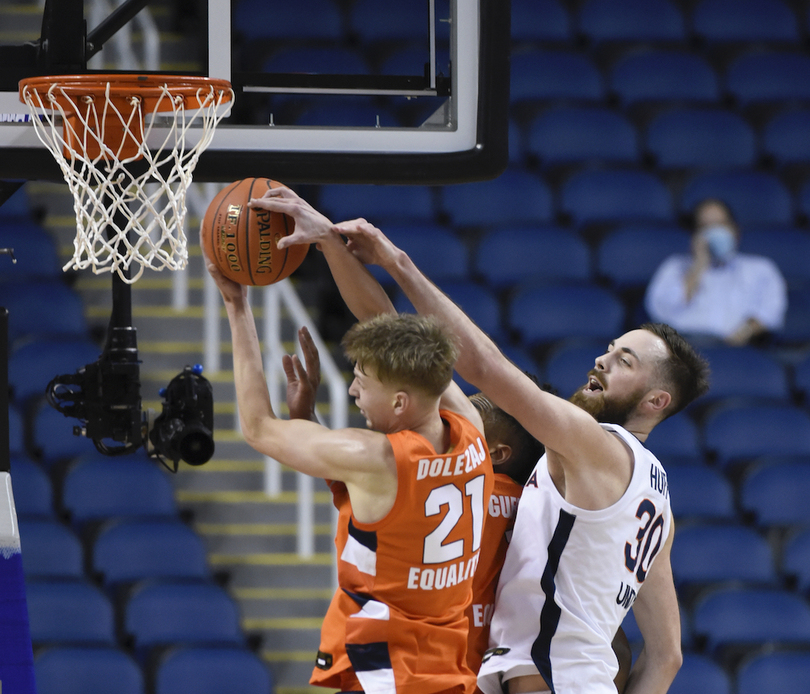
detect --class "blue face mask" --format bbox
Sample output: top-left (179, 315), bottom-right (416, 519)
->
top-left (702, 224), bottom-right (737, 264)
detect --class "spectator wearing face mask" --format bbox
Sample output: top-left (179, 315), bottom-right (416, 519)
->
top-left (644, 198), bottom-right (788, 346)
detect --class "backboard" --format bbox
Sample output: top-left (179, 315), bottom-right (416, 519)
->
top-left (0, 0), bottom-right (509, 184)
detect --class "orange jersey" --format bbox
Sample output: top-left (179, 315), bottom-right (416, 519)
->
top-left (311, 410), bottom-right (494, 694)
top-left (466, 473), bottom-right (523, 681)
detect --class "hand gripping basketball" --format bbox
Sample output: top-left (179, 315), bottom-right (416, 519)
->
top-left (201, 178), bottom-right (310, 286)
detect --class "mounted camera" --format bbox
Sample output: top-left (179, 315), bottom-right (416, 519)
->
top-left (148, 364), bottom-right (215, 471)
top-left (45, 325), bottom-right (215, 472)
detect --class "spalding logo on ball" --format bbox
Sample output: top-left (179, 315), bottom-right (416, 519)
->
top-left (202, 178), bottom-right (310, 285)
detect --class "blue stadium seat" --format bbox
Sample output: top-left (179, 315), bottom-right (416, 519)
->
top-left (377, 44), bottom-right (450, 78)
top-left (691, 0), bottom-right (799, 44)
top-left (395, 281), bottom-right (505, 346)
top-left (596, 224), bottom-right (690, 290)
top-left (0, 221), bottom-right (62, 283)
top-left (763, 109), bottom-right (810, 166)
top-left (262, 46), bottom-right (369, 76)
top-left (0, 184), bottom-right (33, 219)
top-left (781, 287), bottom-right (810, 344)
top-left (783, 527), bottom-right (810, 592)
top-left (510, 50), bottom-right (605, 103)
top-left (671, 523), bottom-right (776, 590)
top-left (646, 108), bottom-right (757, 169)
top-left (692, 587), bottom-right (810, 656)
top-left (30, 404), bottom-right (98, 465)
top-left (8, 337), bottom-right (100, 407)
top-left (92, 519), bottom-right (210, 588)
top-left (11, 456), bottom-right (54, 518)
top-left (155, 647), bottom-right (272, 694)
top-left (292, 100), bottom-right (400, 128)
top-left (740, 458), bottom-right (810, 527)
top-left (526, 106), bottom-right (639, 167)
top-left (666, 465), bottom-right (735, 522)
top-left (702, 404), bottom-right (810, 470)
top-left (124, 581), bottom-right (244, 651)
top-left (610, 50), bottom-right (719, 107)
top-left (441, 168), bottom-right (554, 228)
top-left (474, 226), bottom-right (592, 290)
top-left (669, 653), bottom-right (731, 694)
top-left (737, 650), bottom-right (810, 694)
top-left (27, 579), bottom-right (116, 646)
top-left (363, 223), bottom-right (468, 288)
top-left (511, 0), bottom-right (572, 43)
top-left (543, 339), bottom-right (604, 400)
top-left (577, 0), bottom-right (686, 43)
top-left (680, 170), bottom-right (793, 227)
top-left (697, 345), bottom-right (790, 405)
top-left (35, 646), bottom-right (144, 694)
top-left (739, 227), bottom-right (810, 290)
top-left (507, 283), bottom-right (626, 348)
top-left (318, 183), bottom-right (435, 224)
top-left (644, 413), bottom-right (703, 466)
top-left (0, 280), bottom-right (89, 346)
top-left (348, 0), bottom-right (431, 44)
top-left (9, 403), bottom-right (24, 456)
top-left (508, 118), bottom-right (526, 166)
top-left (727, 51), bottom-right (810, 106)
top-left (232, 0), bottom-right (344, 42)
top-left (61, 455), bottom-right (178, 527)
top-left (561, 169), bottom-right (673, 228)
top-left (792, 351), bottom-right (810, 401)
top-left (19, 519), bottom-right (84, 579)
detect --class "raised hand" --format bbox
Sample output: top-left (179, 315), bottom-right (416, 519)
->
top-left (199, 224), bottom-right (248, 304)
top-left (333, 219), bottom-right (401, 270)
top-left (282, 326), bottom-right (322, 421)
top-left (248, 186), bottom-right (334, 249)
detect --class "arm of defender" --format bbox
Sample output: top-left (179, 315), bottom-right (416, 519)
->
top-left (623, 522), bottom-right (683, 694)
top-left (337, 220), bottom-right (619, 462)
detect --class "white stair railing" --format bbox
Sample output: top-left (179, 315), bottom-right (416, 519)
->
top-left (189, 182), bottom-right (348, 559)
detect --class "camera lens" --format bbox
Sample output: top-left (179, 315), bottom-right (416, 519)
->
top-left (179, 424), bottom-right (216, 466)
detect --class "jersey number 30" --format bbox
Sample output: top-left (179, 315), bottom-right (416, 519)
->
top-left (624, 499), bottom-right (665, 583)
top-left (423, 475), bottom-right (486, 565)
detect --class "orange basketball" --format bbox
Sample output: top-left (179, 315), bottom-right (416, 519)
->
top-left (201, 178), bottom-right (309, 286)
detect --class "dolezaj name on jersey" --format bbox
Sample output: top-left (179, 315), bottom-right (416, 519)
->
top-left (416, 437), bottom-right (487, 480)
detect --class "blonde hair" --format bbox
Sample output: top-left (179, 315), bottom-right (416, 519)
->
top-left (342, 313), bottom-right (458, 398)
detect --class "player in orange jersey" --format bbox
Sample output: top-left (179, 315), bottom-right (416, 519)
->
top-left (205, 207), bottom-right (493, 693)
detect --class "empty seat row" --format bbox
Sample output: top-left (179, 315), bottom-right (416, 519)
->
top-left (520, 106), bottom-right (810, 170)
top-left (232, 0), bottom-right (810, 49)
top-left (34, 645), bottom-right (272, 694)
top-left (512, 48), bottom-right (810, 108)
top-left (320, 167), bottom-right (810, 232)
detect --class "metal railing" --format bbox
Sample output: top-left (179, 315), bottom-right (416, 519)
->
top-left (185, 184), bottom-right (347, 560)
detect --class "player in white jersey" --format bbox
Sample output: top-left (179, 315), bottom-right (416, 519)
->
top-left (278, 219), bottom-right (711, 694)
top-left (478, 423), bottom-right (671, 693)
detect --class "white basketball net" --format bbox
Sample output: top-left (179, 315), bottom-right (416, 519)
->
top-left (21, 79), bottom-right (233, 283)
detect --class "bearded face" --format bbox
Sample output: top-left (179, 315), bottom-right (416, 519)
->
top-left (569, 369), bottom-right (648, 426)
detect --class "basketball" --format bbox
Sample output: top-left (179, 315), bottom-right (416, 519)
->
top-left (201, 178), bottom-right (309, 286)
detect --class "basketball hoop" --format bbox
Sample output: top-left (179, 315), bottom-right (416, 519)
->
top-left (19, 75), bottom-right (234, 283)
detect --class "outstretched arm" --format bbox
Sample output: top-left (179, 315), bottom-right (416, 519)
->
top-left (249, 186), bottom-right (394, 320)
top-left (335, 220), bottom-right (613, 462)
top-left (254, 189), bottom-right (483, 431)
top-left (200, 227), bottom-right (392, 483)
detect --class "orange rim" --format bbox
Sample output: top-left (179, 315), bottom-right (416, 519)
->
top-left (19, 74), bottom-right (233, 112)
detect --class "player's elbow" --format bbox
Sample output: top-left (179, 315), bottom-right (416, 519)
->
top-left (657, 642), bottom-right (683, 681)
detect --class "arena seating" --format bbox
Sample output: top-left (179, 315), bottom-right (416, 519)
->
top-left (11, 1), bottom-right (810, 691)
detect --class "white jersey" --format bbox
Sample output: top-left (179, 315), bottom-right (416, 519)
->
top-left (477, 424), bottom-right (672, 694)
